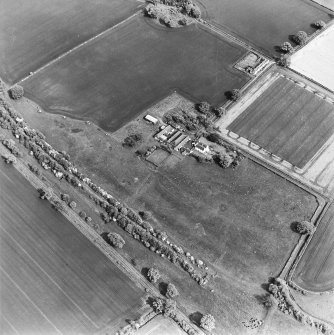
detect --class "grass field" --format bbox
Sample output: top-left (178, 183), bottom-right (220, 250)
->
top-left (0, 161), bottom-right (144, 334)
top-left (13, 95), bottom-right (319, 334)
top-left (198, 0), bottom-right (332, 55)
top-left (22, 15), bottom-right (249, 132)
top-left (293, 201), bottom-right (334, 292)
top-left (228, 76), bottom-right (334, 168)
top-left (0, 0), bottom-right (141, 84)
top-left (136, 315), bottom-right (185, 335)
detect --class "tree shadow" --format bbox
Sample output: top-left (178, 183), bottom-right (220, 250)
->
top-left (224, 91), bottom-right (232, 99)
top-left (288, 34), bottom-right (297, 44)
top-left (274, 45), bottom-right (283, 53)
top-left (146, 296), bottom-right (156, 308)
top-left (100, 232), bottom-right (109, 242)
top-left (159, 282), bottom-right (168, 296)
top-left (189, 312), bottom-right (203, 327)
top-left (290, 221), bottom-right (300, 233)
top-left (141, 267), bottom-right (149, 278)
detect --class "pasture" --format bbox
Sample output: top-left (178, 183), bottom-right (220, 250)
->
top-left (0, 0), bottom-right (142, 83)
top-left (0, 161), bottom-right (144, 334)
top-left (228, 76), bottom-right (334, 168)
top-left (22, 15), bottom-right (249, 132)
top-left (293, 201), bottom-right (334, 292)
top-left (198, 0), bottom-right (332, 55)
top-left (131, 154), bottom-right (318, 286)
top-left (136, 316), bottom-right (185, 335)
top-left (14, 96), bottom-right (320, 334)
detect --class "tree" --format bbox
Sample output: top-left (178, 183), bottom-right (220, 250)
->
top-left (69, 201), bottom-right (77, 209)
top-left (213, 106), bottom-right (226, 117)
top-left (139, 211), bottom-right (151, 220)
top-left (292, 31), bottom-right (308, 45)
top-left (108, 233), bottom-right (125, 249)
top-left (166, 283), bottom-right (179, 298)
top-left (147, 267), bottom-right (161, 283)
top-left (79, 211), bottom-right (87, 219)
top-left (200, 314), bottom-right (216, 331)
top-left (108, 232), bottom-right (125, 248)
top-left (8, 85), bottom-right (24, 100)
top-left (228, 89), bottom-right (241, 102)
top-left (206, 132), bottom-right (223, 145)
top-left (60, 193), bottom-right (70, 203)
top-left (295, 221), bottom-right (314, 235)
top-left (196, 101), bottom-right (211, 114)
top-left (313, 20), bottom-right (326, 29)
top-left (277, 54), bottom-right (291, 68)
top-left (280, 41), bottom-right (294, 53)
top-left (123, 133), bottom-right (142, 148)
top-left (215, 153), bottom-right (233, 168)
top-left (152, 297), bottom-right (165, 313)
top-left (164, 299), bottom-right (177, 317)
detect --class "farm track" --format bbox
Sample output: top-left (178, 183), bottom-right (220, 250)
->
top-left (16, 11), bottom-right (141, 86)
top-left (0, 144), bottom-right (206, 335)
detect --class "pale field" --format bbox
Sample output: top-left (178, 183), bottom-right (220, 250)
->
top-left (291, 24), bottom-right (334, 92)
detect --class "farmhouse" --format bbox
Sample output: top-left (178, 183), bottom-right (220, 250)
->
top-left (194, 141), bottom-right (210, 154)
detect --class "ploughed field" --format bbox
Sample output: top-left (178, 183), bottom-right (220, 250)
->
top-left (0, 0), bottom-right (142, 84)
top-left (228, 76), bottom-right (334, 168)
top-left (293, 201), bottom-right (334, 292)
top-left (0, 161), bottom-right (143, 334)
top-left (198, 0), bottom-right (332, 55)
top-left (22, 15), bottom-right (249, 132)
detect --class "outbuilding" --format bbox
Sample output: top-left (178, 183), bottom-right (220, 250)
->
top-left (144, 114), bottom-right (158, 124)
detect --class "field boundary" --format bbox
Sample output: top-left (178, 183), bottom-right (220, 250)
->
top-left (15, 11), bottom-right (141, 86)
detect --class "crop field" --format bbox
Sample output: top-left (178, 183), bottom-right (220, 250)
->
top-left (291, 24), bottom-right (334, 92)
top-left (228, 76), bottom-right (334, 168)
top-left (0, 161), bottom-right (143, 334)
top-left (22, 15), bottom-right (249, 132)
top-left (293, 201), bottom-right (334, 292)
top-left (198, 0), bottom-right (332, 55)
top-left (0, 0), bottom-right (142, 84)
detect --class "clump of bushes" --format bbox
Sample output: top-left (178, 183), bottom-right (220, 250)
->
top-left (295, 221), bottom-right (314, 235)
top-left (28, 163), bottom-right (41, 176)
top-left (123, 133), bottom-right (142, 147)
top-left (8, 85), bottom-right (24, 100)
top-left (200, 314), bottom-right (216, 331)
top-left (212, 106), bottom-right (226, 117)
top-left (147, 267), bottom-right (161, 283)
top-left (69, 201), bottom-right (77, 209)
top-left (2, 138), bottom-right (22, 157)
top-left (280, 41), bottom-right (294, 53)
top-left (292, 31), bottom-right (308, 45)
top-left (313, 20), bottom-right (326, 29)
top-left (108, 232), bottom-right (125, 248)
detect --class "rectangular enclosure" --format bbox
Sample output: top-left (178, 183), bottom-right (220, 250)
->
top-left (228, 76), bottom-right (334, 167)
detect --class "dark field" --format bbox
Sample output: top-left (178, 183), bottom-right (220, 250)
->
top-left (228, 76), bottom-right (334, 168)
top-left (131, 156), bottom-right (318, 286)
top-left (23, 15), bottom-right (249, 132)
top-left (293, 201), bottom-right (334, 292)
top-left (198, 0), bottom-right (332, 55)
top-left (0, 161), bottom-right (143, 334)
top-left (0, 0), bottom-right (141, 83)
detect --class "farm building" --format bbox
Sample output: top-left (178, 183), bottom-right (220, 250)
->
top-left (144, 114), bottom-right (158, 124)
top-left (174, 136), bottom-right (191, 151)
top-left (155, 125), bottom-right (176, 141)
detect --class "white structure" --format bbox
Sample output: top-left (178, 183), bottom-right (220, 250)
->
top-left (291, 24), bottom-right (334, 92)
top-left (144, 114), bottom-right (158, 124)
